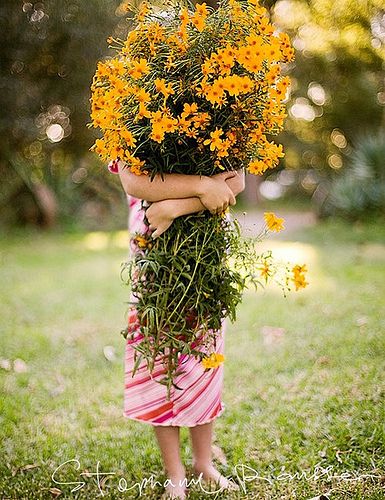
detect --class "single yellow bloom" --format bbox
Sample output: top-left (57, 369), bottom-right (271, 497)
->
top-left (264, 212), bottom-right (285, 232)
top-left (136, 103), bottom-right (151, 120)
top-left (129, 58), bottom-right (150, 79)
top-left (259, 262), bottom-right (270, 278)
top-left (182, 102), bottom-right (198, 117)
top-left (120, 129), bottom-right (137, 148)
top-left (203, 127), bottom-right (224, 151)
top-left (191, 14), bottom-right (205, 32)
top-left (292, 264), bottom-right (308, 275)
top-left (135, 88), bottom-right (151, 103)
top-left (201, 352), bottom-right (225, 370)
top-left (247, 159), bottom-right (268, 175)
top-left (195, 2), bottom-right (208, 17)
top-left (291, 273), bottom-right (309, 291)
top-left (134, 235), bottom-right (152, 249)
top-left (150, 128), bottom-right (165, 143)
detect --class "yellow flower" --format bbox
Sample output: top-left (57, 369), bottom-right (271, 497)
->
top-left (181, 102), bottom-right (198, 117)
top-left (193, 112), bottom-right (210, 129)
top-left (137, 1), bottom-right (150, 22)
top-left (203, 127), bottom-right (224, 151)
top-left (135, 88), bottom-right (151, 103)
top-left (136, 103), bottom-right (152, 121)
top-left (129, 58), bottom-right (150, 79)
top-left (291, 264), bottom-right (309, 290)
top-left (248, 123), bottom-right (265, 144)
top-left (120, 129), bottom-right (137, 148)
top-left (195, 2), bottom-right (208, 17)
top-left (264, 212), bottom-right (285, 232)
top-left (216, 138), bottom-right (231, 158)
top-left (180, 7), bottom-right (190, 24)
top-left (124, 153), bottom-right (147, 175)
top-left (150, 125), bottom-right (165, 143)
top-left (259, 262), bottom-right (271, 279)
top-left (247, 159), bottom-right (268, 175)
top-left (201, 59), bottom-right (215, 76)
top-left (292, 264), bottom-right (307, 275)
top-left (291, 271), bottom-right (309, 291)
top-left (191, 2), bottom-right (208, 32)
top-left (134, 234), bottom-right (152, 249)
top-left (185, 128), bottom-right (199, 139)
top-left (154, 78), bottom-right (175, 98)
top-left (201, 352), bottom-right (225, 370)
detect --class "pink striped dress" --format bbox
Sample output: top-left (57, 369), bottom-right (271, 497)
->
top-left (108, 159), bottom-right (226, 426)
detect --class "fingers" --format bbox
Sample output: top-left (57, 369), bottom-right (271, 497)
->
top-left (229, 193), bottom-right (236, 206)
top-left (149, 223), bottom-right (160, 238)
top-left (214, 202), bottom-right (228, 215)
top-left (224, 170), bottom-right (237, 179)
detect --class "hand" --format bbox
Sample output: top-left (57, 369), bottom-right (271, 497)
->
top-left (145, 199), bottom-right (176, 239)
top-left (199, 172), bottom-right (237, 214)
top-left (215, 169), bottom-right (245, 196)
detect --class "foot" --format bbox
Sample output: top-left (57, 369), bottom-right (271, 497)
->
top-left (192, 462), bottom-right (239, 492)
top-left (161, 468), bottom-right (188, 499)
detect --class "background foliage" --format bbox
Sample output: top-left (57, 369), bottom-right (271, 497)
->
top-left (1, 0), bottom-right (384, 229)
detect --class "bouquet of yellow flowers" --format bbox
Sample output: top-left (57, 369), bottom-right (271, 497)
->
top-left (88, 0), bottom-right (307, 398)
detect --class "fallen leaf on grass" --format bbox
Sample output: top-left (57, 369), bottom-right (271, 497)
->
top-left (103, 346), bottom-right (116, 362)
top-left (315, 356), bottom-right (330, 366)
top-left (12, 463), bottom-right (40, 476)
top-left (49, 487), bottom-right (62, 497)
top-left (39, 487), bottom-right (63, 497)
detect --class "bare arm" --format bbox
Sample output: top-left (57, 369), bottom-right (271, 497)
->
top-left (118, 160), bottom-right (236, 214)
top-left (146, 169), bottom-right (245, 238)
top-left (170, 168), bottom-right (245, 217)
top-left (119, 160), bottom-right (208, 200)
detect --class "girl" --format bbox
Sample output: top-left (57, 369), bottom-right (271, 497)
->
top-left (109, 160), bottom-right (244, 499)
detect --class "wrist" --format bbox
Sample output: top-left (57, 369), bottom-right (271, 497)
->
top-left (195, 175), bottom-right (211, 198)
top-left (160, 199), bottom-right (179, 219)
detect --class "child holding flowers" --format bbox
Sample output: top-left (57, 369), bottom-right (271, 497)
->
top-left (112, 160), bottom-right (244, 498)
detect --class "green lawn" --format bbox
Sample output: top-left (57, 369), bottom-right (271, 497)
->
top-left (1, 216), bottom-right (384, 499)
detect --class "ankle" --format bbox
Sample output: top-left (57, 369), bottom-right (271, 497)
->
top-left (192, 460), bottom-right (213, 472)
top-left (165, 466), bottom-right (186, 479)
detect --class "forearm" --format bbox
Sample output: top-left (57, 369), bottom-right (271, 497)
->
top-left (172, 197), bottom-right (207, 218)
top-left (171, 189), bottom-right (241, 218)
top-left (225, 168), bottom-right (245, 196)
top-left (154, 169), bottom-right (245, 219)
top-left (118, 160), bottom-right (208, 201)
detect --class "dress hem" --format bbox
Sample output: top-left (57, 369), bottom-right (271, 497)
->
top-left (122, 403), bottom-right (226, 427)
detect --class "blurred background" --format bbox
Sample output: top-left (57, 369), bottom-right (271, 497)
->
top-left (1, 0), bottom-right (384, 231)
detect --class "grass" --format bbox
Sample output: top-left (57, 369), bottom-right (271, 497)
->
top-left (0, 215), bottom-right (384, 499)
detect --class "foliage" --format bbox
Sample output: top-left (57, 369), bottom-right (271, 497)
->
top-left (318, 131), bottom-right (385, 219)
top-left (0, 0), bottom-right (129, 227)
top-left (270, 0), bottom-right (385, 196)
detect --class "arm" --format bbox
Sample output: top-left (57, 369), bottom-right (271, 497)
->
top-left (172, 168), bottom-right (245, 213)
top-left (119, 161), bottom-right (208, 201)
top-left (146, 169), bottom-right (245, 238)
top-left (118, 160), bottom-right (236, 214)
